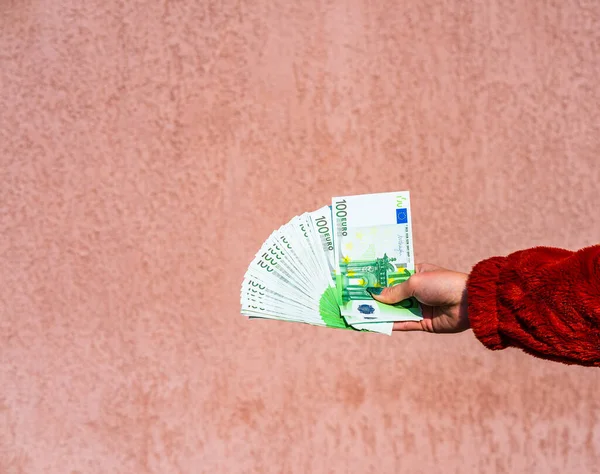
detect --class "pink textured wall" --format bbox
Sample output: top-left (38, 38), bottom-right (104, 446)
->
top-left (2, 1), bottom-right (600, 473)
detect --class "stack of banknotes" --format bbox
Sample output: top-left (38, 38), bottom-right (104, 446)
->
top-left (240, 192), bottom-right (423, 335)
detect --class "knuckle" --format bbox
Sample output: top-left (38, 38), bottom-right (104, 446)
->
top-left (407, 273), bottom-right (421, 292)
top-left (416, 263), bottom-right (430, 273)
top-left (382, 287), bottom-right (401, 303)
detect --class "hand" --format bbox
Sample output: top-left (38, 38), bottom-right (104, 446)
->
top-left (370, 263), bottom-right (470, 333)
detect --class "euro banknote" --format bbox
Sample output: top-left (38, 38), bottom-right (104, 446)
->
top-left (240, 191), bottom-right (422, 335)
top-left (332, 191), bottom-right (422, 324)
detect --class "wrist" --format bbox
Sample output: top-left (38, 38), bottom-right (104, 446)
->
top-left (459, 285), bottom-right (470, 331)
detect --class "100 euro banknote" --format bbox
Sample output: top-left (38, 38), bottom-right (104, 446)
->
top-left (332, 191), bottom-right (423, 324)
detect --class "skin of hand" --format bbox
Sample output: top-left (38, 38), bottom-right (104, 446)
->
top-left (370, 263), bottom-right (470, 333)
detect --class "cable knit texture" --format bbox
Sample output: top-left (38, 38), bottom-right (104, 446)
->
top-left (469, 246), bottom-right (600, 365)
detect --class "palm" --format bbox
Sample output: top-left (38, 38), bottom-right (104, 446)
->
top-left (410, 266), bottom-right (469, 333)
top-left (372, 263), bottom-right (470, 333)
top-left (419, 301), bottom-right (468, 333)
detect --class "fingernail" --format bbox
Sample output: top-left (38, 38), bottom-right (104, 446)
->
top-left (366, 287), bottom-right (383, 295)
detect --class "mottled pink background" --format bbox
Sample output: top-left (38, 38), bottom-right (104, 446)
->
top-left (2, 1), bottom-right (600, 473)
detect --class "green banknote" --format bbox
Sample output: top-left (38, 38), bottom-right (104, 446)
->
top-left (241, 191), bottom-right (421, 335)
top-left (332, 192), bottom-right (423, 324)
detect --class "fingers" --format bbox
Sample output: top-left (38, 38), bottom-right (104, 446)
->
top-left (371, 263), bottom-right (440, 305)
top-left (416, 262), bottom-right (444, 273)
top-left (369, 277), bottom-right (416, 304)
top-left (392, 321), bottom-right (424, 331)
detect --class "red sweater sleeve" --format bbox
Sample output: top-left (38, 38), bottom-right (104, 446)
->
top-left (467, 245), bottom-right (600, 366)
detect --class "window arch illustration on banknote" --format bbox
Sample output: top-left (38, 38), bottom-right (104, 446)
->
top-left (339, 253), bottom-right (410, 303)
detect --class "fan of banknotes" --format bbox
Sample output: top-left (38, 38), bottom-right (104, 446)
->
top-left (240, 192), bottom-right (423, 335)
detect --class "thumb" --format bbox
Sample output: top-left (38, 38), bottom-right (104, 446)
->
top-left (367, 277), bottom-right (415, 305)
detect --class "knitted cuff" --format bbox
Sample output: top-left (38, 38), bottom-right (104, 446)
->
top-left (467, 256), bottom-right (507, 350)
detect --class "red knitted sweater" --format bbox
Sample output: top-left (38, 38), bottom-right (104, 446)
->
top-left (467, 245), bottom-right (600, 366)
